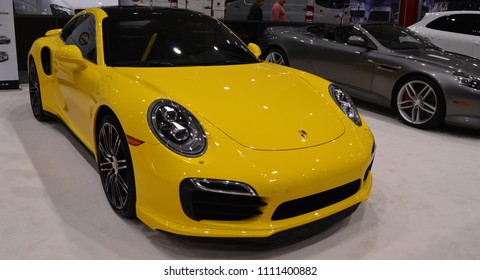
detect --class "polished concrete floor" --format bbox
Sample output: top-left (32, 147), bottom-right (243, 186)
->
top-left (1, 85), bottom-right (479, 259)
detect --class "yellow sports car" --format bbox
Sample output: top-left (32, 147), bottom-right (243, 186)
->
top-left (28, 6), bottom-right (375, 238)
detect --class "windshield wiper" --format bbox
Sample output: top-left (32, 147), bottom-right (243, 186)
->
top-left (207, 60), bottom-right (255, 65)
top-left (425, 45), bottom-right (442, 51)
top-left (111, 61), bottom-right (175, 67)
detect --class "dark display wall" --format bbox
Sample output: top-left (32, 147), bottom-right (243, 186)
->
top-left (14, 15), bottom-right (70, 71)
top-left (13, 0), bottom-right (480, 72)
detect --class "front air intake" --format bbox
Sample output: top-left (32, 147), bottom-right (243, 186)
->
top-left (272, 180), bottom-right (361, 220)
top-left (180, 178), bottom-right (266, 221)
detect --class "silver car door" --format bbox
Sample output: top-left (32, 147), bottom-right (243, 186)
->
top-left (310, 26), bottom-right (376, 93)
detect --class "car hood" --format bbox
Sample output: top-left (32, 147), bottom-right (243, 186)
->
top-left (114, 63), bottom-right (345, 150)
top-left (395, 48), bottom-right (480, 74)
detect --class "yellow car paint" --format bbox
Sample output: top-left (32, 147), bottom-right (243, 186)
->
top-left (28, 6), bottom-right (375, 238)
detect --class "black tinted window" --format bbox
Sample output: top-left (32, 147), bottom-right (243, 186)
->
top-left (61, 14), bottom-right (97, 63)
top-left (426, 14), bottom-right (479, 35)
top-left (102, 10), bottom-right (258, 67)
top-left (315, 0), bottom-right (349, 9)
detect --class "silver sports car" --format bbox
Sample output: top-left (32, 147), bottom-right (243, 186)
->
top-left (259, 23), bottom-right (480, 129)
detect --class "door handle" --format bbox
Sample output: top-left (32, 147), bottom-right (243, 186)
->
top-left (376, 63), bottom-right (401, 72)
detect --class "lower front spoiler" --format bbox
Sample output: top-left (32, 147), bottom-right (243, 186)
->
top-left (263, 203), bottom-right (360, 243)
top-left (154, 203), bottom-right (361, 244)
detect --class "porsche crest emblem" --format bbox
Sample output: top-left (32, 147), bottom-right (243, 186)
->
top-left (298, 130), bottom-right (308, 138)
top-left (79, 32), bottom-right (90, 46)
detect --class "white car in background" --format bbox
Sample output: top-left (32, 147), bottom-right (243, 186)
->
top-left (409, 11), bottom-right (480, 59)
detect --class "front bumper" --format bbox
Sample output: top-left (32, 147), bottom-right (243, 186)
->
top-left (131, 124), bottom-right (375, 238)
top-left (444, 84), bottom-right (480, 129)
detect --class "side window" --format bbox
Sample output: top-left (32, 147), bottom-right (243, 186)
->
top-left (333, 26), bottom-right (364, 44)
top-left (426, 14), bottom-right (475, 36)
top-left (473, 18), bottom-right (480, 35)
top-left (61, 14), bottom-right (97, 63)
top-left (471, 15), bottom-right (480, 36)
top-left (426, 16), bottom-right (451, 31)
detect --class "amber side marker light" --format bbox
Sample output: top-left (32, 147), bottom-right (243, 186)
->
top-left (127, 135), bottom-right (144, 146)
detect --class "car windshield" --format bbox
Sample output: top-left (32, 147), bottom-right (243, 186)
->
top-left (362, 24), bottom-right (437, 50)
top-left (102, 9), bottom-right (259, 67)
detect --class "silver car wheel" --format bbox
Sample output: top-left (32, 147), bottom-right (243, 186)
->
top-left (265, 50), bottom-right (287, 65)
top-left (396, 80), bottom-right (438, 125)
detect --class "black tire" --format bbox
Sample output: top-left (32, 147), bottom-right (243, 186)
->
top-left (28, 59), bottom-right (49, 121)
top-left (96, 114), bottom-right (136, 218)
top-left (264, 48), bottom-right (289, 66)
top-left (394, 76), bottom-right (445, 129)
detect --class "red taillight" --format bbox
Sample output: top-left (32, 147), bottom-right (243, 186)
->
top-left (305, 5), bottom-right (314, 23)
top-left (170, 0), bottom-right (178, 8)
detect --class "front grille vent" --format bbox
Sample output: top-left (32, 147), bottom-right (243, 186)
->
top-left (180, 178), bottom-right (266, 221)
top-left (271, 180), bottom-right (360, 220)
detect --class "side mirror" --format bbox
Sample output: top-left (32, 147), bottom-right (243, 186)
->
top-left (347, 35), bottom-right (367, 47)
top-left (55, 45), bottom-right (87, 69)
top-left (247, 43), bottom-right (262, 58)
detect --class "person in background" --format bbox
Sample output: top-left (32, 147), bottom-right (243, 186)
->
top-left (271, 0), bottom-right (286, 22)
top-left (247, 0), bottom-right (265, 20)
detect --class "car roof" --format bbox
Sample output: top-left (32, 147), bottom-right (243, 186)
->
top-left (424, 10), bottom-right (480, 17)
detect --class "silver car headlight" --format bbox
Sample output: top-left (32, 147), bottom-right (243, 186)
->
top-left (148, 99), bottom-right (206, 157)
top-left (454, 72), bottom-right (480, 90)
top-left (329, 84), bottom-right (362, 126)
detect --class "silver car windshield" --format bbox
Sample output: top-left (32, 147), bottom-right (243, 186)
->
top-left (362, 24), bottom-right (437, 50)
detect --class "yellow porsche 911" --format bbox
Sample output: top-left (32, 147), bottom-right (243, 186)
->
top-left (28, 6), bottom-right (375, 238)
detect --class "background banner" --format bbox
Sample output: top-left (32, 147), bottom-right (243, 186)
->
top-left (350, 0), bottom-right (400, 24)
top-left (0, 0), bottom-right (19, 90)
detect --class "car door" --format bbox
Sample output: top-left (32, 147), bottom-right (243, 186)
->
top-left (310, 25), bottom-right (376, 94)
top-left (55, 13), bottom-right (102, 145)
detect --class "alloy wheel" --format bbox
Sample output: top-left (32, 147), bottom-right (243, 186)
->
top-left (396, 80), bottom-right (438, 126)
top-left (265, 50), bottom-right (287, 65)
top-left (97, 121), bottom-right (130, 210)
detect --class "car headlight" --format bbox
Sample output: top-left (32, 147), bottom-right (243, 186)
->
top-left (148, 99), bottom-right (206, 157)
top-left (328, 84), bottom-right (362, 126)
top-left (454, 72), bottom-right (480, 89)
